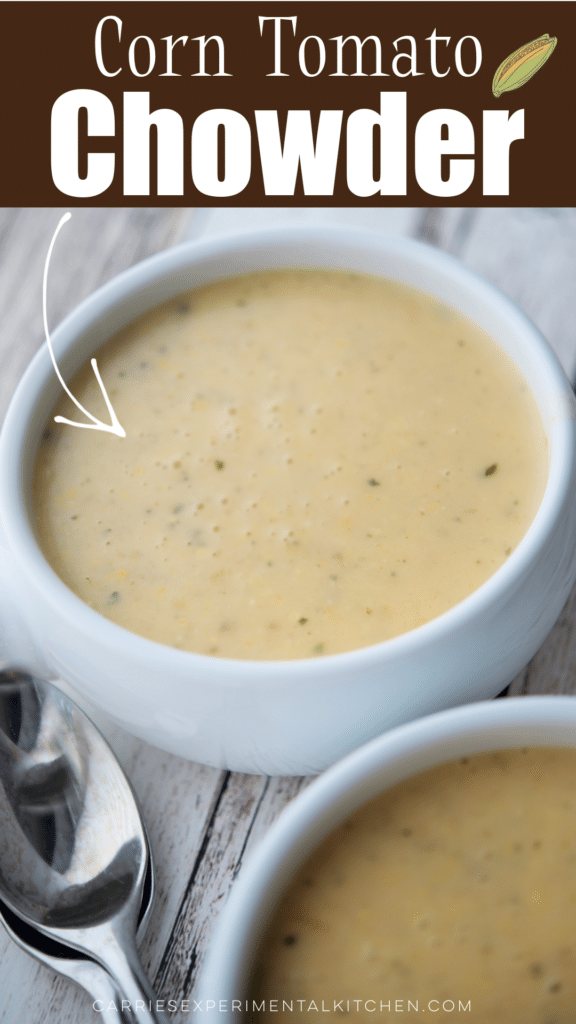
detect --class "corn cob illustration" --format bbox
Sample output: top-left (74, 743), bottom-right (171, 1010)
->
top-left (492, 34), bottom-right (557, 98)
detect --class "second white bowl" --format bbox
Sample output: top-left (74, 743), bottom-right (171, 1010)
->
top-left (199, 696), bottom-right (576, 1017)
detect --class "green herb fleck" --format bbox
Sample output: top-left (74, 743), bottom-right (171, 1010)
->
top-left (107, 591), bottom-right (120, 605)
top-left (485, 463), bottom-right (498, 476)
top-left (313, 642), bottom-right (324, 655)
top-left (366, 608), bottom-right (372, 614)
top-left (215, 460), bottom-right (225, 471)
top-left (298, 617), bottom-right (308, 625)
top-left (368, 478), bottom-right (380, 487)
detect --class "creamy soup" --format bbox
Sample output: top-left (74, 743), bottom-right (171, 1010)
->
top-left (252, 747), bottom-right (576, 1023)
top-left (33, 270), bottom-right (546, 659)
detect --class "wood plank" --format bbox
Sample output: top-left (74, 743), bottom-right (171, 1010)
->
top-left (458, 208), bottom-right (576, 381)
top-left (415, 206), bottom-right (576, 380)
top-left (154, 772), bottom-right (268, 1007)
top-left (152, 773), bottom-right (313, 1020)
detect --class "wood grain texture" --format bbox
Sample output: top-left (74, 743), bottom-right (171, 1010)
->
top-left (1, 207), bottom-right (576, 1024)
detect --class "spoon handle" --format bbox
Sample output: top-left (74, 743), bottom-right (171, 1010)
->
top-left (73, 962), bottom-right (139, 1024)
top-left (95, 930), bottom-right (168, 1024)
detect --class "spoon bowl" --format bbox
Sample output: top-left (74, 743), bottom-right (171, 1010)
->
top-left (0, 669), bottom-right (165, 1023)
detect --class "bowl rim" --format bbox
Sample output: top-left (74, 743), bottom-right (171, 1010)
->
top-left (198, 694), bottom-right (576, 1008)
top-left (1, 223), bottom-right (574, 677)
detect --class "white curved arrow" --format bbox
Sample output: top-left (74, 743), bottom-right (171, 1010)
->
top-left (43, 213), bottom-right (126, 438)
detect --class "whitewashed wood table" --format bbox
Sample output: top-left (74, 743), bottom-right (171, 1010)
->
top-left (1, 206), bottom-right (576, 1023)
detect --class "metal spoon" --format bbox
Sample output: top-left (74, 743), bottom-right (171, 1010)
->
top-left (0, 669), bottom-right (166, 1024)
top-left (0, 852), bottom-right (154, 1023)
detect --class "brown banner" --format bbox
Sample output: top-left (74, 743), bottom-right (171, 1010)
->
top-left (2, 1), bottom-right (574, 205)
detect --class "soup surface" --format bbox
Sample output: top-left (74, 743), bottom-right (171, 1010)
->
top-left (253, 747), bottom-right (576, 1023)
top-left (33, 270), bottom-right (546, 659)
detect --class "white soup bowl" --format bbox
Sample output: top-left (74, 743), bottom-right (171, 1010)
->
top-left (0, 227), bottom-right (575, 774)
